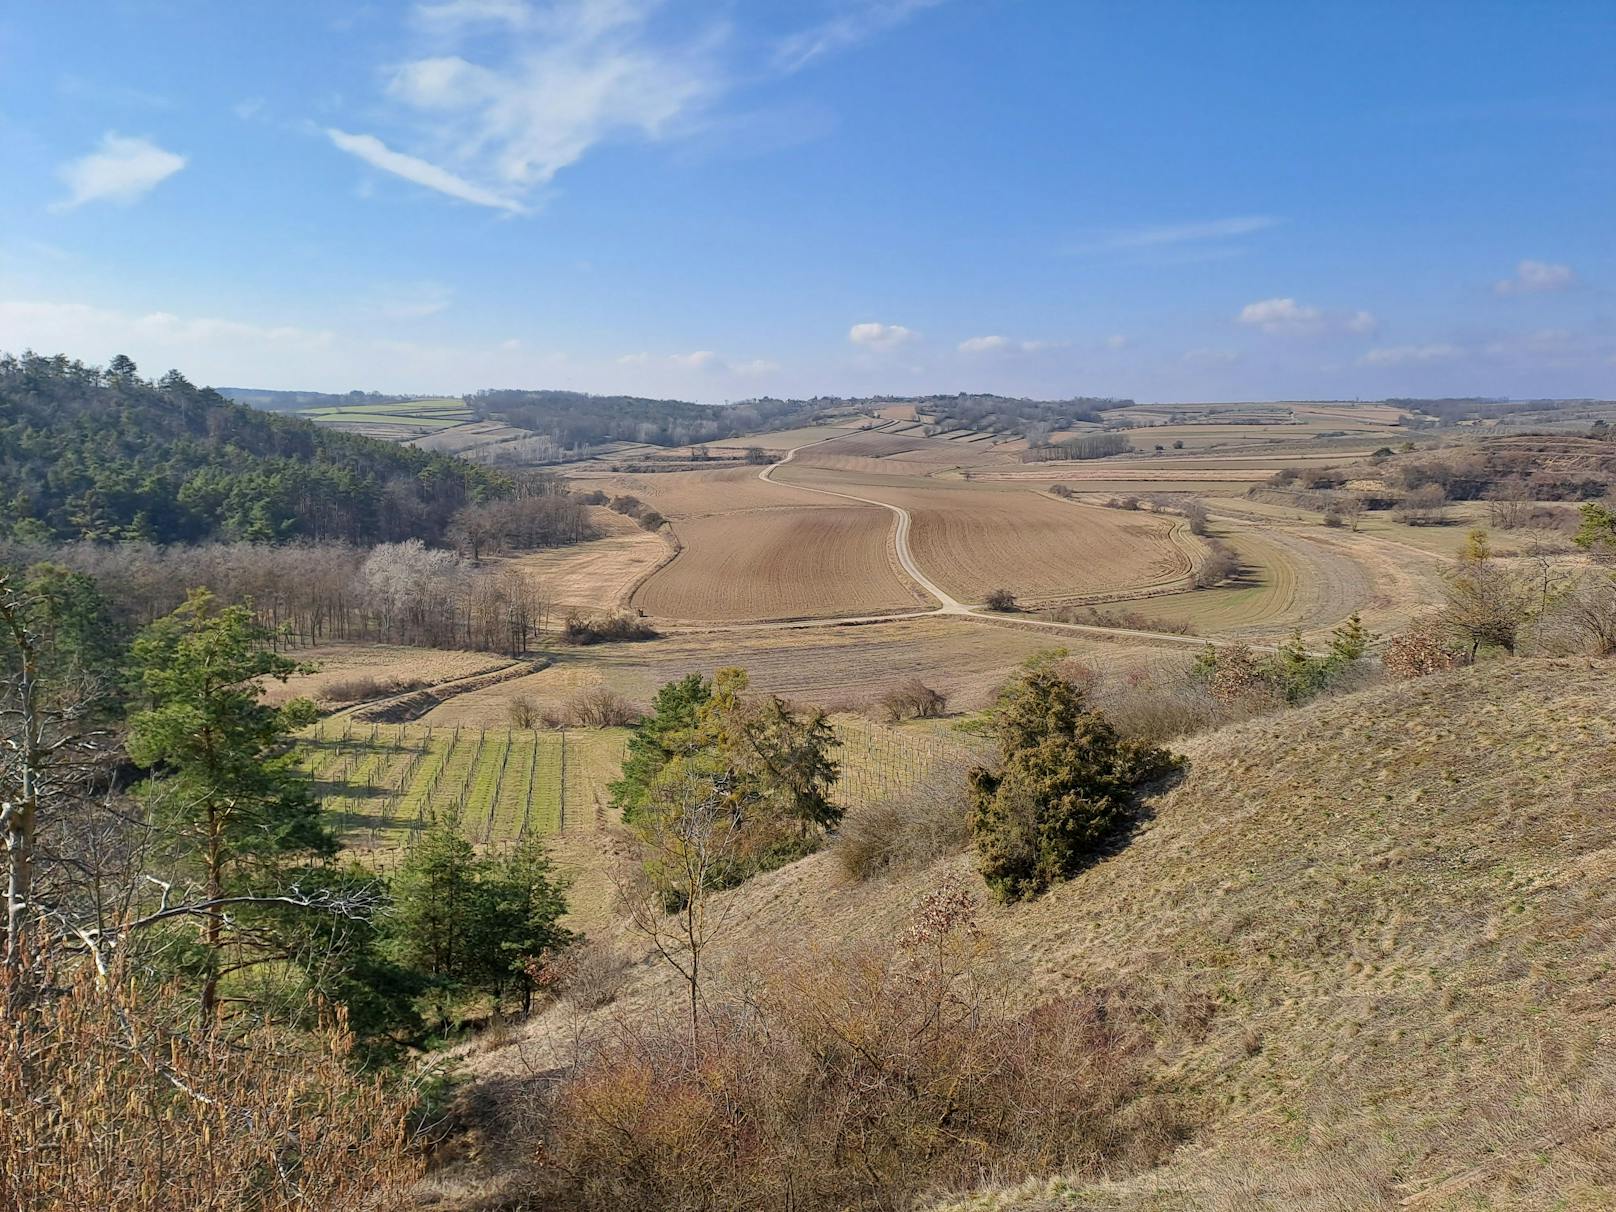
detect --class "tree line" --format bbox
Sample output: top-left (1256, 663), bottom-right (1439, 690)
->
top-left (469, 388), bottom-right (836, 453)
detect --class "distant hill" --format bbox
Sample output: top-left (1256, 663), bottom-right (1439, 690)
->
top-left (1, 353), bottom-right (506, 545)
top-left (220, 386), bottom-right (430, 413)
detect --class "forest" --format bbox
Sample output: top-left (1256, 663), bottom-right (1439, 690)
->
top-left (1, 354), bottom-right (508, 545)
top-left (468, 388), bottom-right (835, 450)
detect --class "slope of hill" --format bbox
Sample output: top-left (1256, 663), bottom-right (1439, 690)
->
top-left (450, 659), bottom-right (1616, 1211)
top-left (1, 354), bottom-right (507, 544)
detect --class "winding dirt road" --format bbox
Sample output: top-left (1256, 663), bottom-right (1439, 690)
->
top-left (753, 434), bottom-right (1256, 652)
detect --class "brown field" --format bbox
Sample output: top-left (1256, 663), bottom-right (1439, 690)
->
top-left (502, 520), bottom-right (671, 614)
top-left (635, 504), bottom-right (920, 621)
top-left (563, 464), bottom-right (834, 515)
top-left (775, 464), bottom-right (1198, 606)
top-left (262, 645), bottom-right (513, 706)
top-left (416, 615), bottom-right (1161, 726)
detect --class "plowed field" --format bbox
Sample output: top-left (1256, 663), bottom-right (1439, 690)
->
top-left (634, 505), bottom-right (920, 621)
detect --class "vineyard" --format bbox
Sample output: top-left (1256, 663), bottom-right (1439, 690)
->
top-left (297, 720), bottom-right (630, 860)
top-left (299, 714), bottom-right (989, 859)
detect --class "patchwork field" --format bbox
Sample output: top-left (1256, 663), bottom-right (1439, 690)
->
top-left (298, 396), bottom-right (475, 439)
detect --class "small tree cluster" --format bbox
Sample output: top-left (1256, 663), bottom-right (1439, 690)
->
top-left (389, 816), bottom-right (571, 1021)
top-left (983, 587), bottom-right (1018, 611)
top-left (1191, 614), bottom-right (1371, 707)
top-left (969, 670), bottom-right (1179, 903)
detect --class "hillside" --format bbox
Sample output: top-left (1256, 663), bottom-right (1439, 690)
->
top-left (0, 354), bottom-right (506, 544)
top-left (444, 659), bottom-right (1616, 1210)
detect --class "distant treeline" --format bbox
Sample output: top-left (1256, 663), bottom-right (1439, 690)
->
top-left (1022, 432), bottom-right (1132, 462)
top-left (905, 393), bottom-right (1133, 438)
top-left (1391, 397), bottom-right (1615, 426)
top-left (220, 387), bottom-right (430, 413)
top-left (2, 354), bottom-right (508, 545)
top-left (469, 389), bottom-right (834, 451)
top-left (0, 538), bottom-right (556, 655)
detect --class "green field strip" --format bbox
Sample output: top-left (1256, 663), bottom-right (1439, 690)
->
top-left (487, 733), bottom-right (539, 843)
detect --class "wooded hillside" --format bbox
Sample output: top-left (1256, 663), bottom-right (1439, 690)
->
top-left (2, 354), bottom-right (508, 544)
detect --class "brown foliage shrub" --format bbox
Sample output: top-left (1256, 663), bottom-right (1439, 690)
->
top-left (320, 673), bottom-right (428, 703)
top-left (878, 677), bottom-right (948, 722)
top-left (0, 963), bottom-right (422, 1212)
top-left (1382, 619), bottom-right (1464, 679)
top-left (560, 611), bottom-right (659, 645)
top-left (834, 760), bottom-right (973, 879)
top-left (509, 694), bottom-right (537, 728)
top-left (562, 686), bottom-right (643, 727)
top-left (528, 886), bottom-right (1179, 1211)
top-left (1194, 539), bottom-right (1241, 588)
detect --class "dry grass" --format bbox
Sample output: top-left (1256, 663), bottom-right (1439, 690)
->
top-left (444, 659), bottom-right (1616, 1212)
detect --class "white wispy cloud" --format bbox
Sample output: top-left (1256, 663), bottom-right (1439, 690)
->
top-left (671, 350), bottom-right (719, 369)
top-left (1069, 215), bottom-right (1281, 255)
top-left (53, 133), bottom-right (185, 210)
top-left (378, 281), bottom-right (456, 319)
top-left (1494, 259), bottom-right (1576, 296)
top-left (773, 0), bottom-right (944, 73)
top-left (958, 334), bottom-right (1065, 354)
top-left (849, 321), bottom-right (916, 350)
top-left (326, 128), bottom-right (526, 212)
top-left (328, 0), bottom-right (719, 212)
top-left (1359, 343), bottom-right (1461, 366)
top-left (1237, 297), bottom-right (1376, 337)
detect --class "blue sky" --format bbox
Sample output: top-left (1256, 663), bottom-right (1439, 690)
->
top-left (1, 0), bottom-right (1612, 403)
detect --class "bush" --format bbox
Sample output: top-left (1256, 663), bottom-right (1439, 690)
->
top-left (527, 888), bottom-right (1175, 1211)
top-left (982, 587), bottom-right (1018, 611)
top-left (561, 611), bottom-right (660, 645)
top-left (834, 762), bottom-right (972, 880)
top-left (1194, 539), bottom-right (1241, 587)
top-left (1040, 604), bottom-right (1194, 635)
top-left (560, 686), bottom-right (642, 727)
top-left (320, 674), bottom-right (427, 703)
top-left (637, 509), bottom-right (666, 531)
top-left (509, 694), bottom-right (537, 728)
top-left (1049, 483), bottom-right (1074, 498)
top-left (1382, 618), bottom-right (1465, 679)
top-left (877, 677), bottom-right (948, 721)
top-left (970, 671), bottom-right (1179, 902)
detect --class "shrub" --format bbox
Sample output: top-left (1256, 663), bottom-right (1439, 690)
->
top-left (527, 888), bottom-right (1175, 1211)
top-left (1194, 539), bottom-right (1241, 587)
top-left (970, 670), bottom-right (1179, 902)
top-left (1049, 483), bottom-right (1074, 498)
top-left (508, 694), bottom-right (537, 728)
top-left (834, 761), bottom-right (972, 880)
top-left (562, 686), bottom-right (642, 727)
top-left (577, 489), bottom-right (609, 505)
top-left (1040, 603), bottom-right (1194, 634)
top-left (321, 673), bottom-right (427, 703)
top-left (561, 611), bottom-right (660, 645)
top-left (877, 677), bottom-right (948, 721)
top-left (1396, 484), bottom-right (1452, 526)
top-left (1, 963), bottom-right (423, 1211)
top-left (1382, 618), bottom-right (1464, 679)
top-left (637, 509), bottom-right (666, 531)
top-left (982, 586), bottom-right (1018, 611)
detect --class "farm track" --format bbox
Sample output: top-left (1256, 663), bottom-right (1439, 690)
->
top-left (755, 435), bottom-right (1289, 653)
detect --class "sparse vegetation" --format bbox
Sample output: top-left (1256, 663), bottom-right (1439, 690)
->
top-left (560, 609), bottom-right (660, 645)
top-left (877, 676), bottom-right (949, 721)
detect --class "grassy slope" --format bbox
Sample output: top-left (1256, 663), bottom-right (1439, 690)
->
top-left (460, 659), bottom-right (1615, 1210)
top-left (941, 657), bottom-right (1616, 1211)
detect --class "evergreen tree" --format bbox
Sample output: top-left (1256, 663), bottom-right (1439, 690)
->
top-left (127, 591), bottom-right (330, 1019)
top-left (970, 670), bottom-right (1178, 903)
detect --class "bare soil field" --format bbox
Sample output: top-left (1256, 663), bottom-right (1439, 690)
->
top-left (634, 504), bottom-right (921, 621)
top-left (501, 524), bottom-right (671, 615)
top-left (776, 464), bottom-right (1198, 606)
top-left (417, 616), bottom-right (1159, 726)
top-left (563, 464), bottom-right (834, 515)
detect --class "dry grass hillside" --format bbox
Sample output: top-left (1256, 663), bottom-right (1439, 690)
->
top-left (438, 659), bottom-right (1615, 1211)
